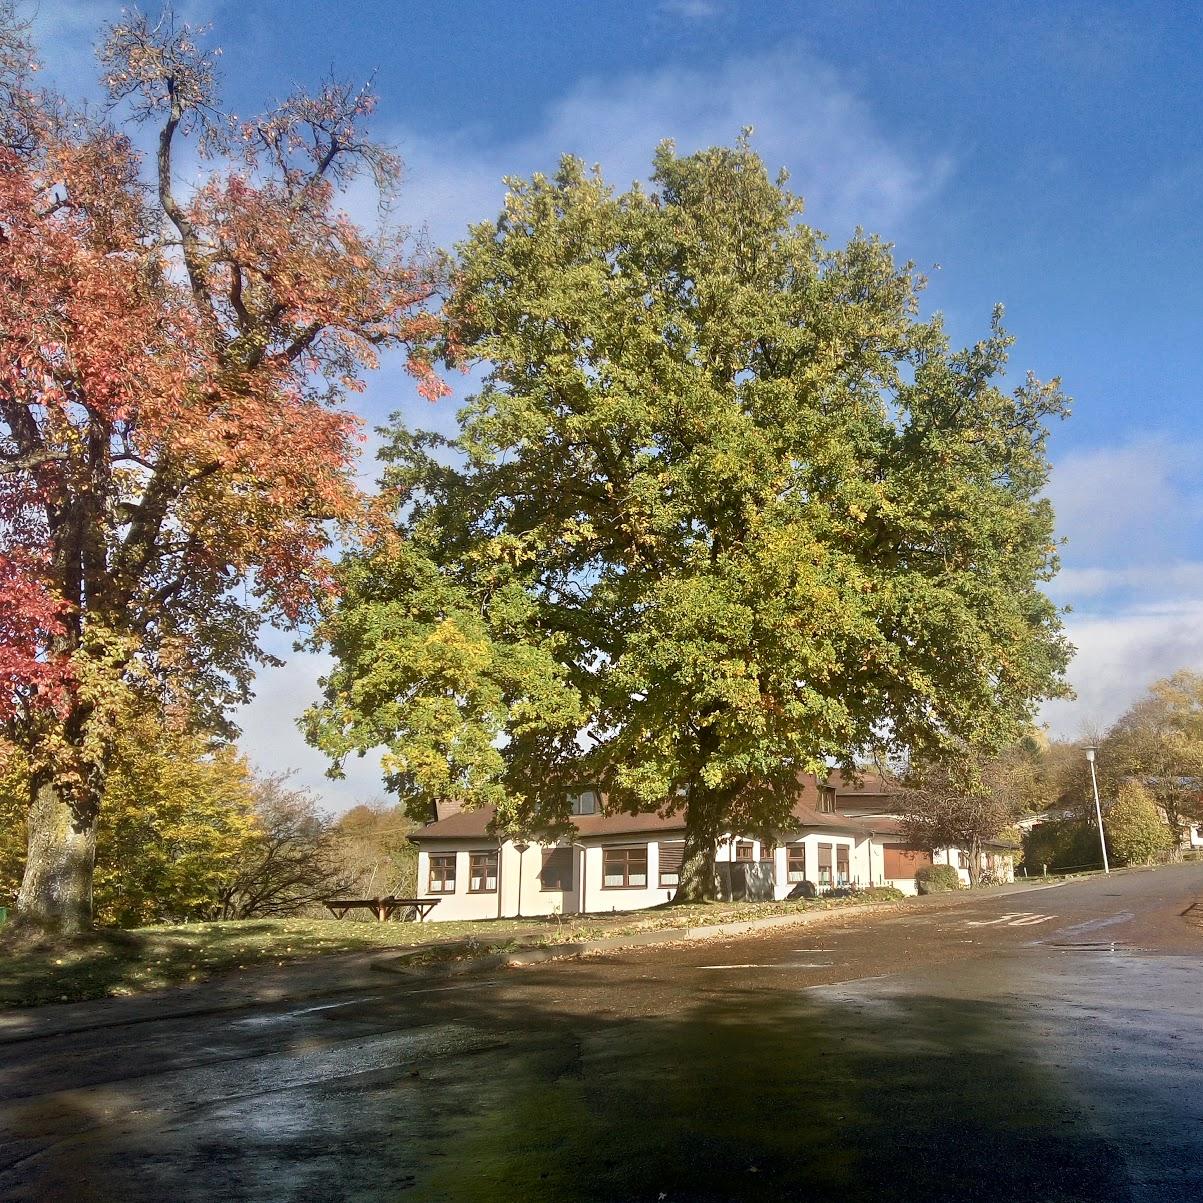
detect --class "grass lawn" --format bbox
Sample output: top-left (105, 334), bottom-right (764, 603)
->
top-left (0, 888), bottom-right (907, 1010)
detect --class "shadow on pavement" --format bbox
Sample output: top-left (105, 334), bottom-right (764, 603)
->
top-left (2, 963), bottom-right (1135, 1203)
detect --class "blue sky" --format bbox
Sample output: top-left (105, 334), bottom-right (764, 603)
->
top-left (33, 1), bottom-right (1203, 807)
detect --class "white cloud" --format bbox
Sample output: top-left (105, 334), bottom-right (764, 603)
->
top-left (658, 0), bottom-right (724, 20)
top-left (386, 47), bottom-right (951, 258)
top-left (1054, 561), bottom-right (1203, 600)
top-left (1042, 600), bottom-right (1203, 739)
top-left (1041, 434), bottom-right (1203, 737)
top-left (1048, 436), bottom-right (1203, 565)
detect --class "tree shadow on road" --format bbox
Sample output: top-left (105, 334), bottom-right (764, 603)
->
top-left (0, 960), bottom-right (1139, 1203)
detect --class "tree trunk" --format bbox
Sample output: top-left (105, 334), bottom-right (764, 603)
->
top-left (966, 837), bottom-right (981, 888)
top-left (672, 792), bottom-right (723, 904)
top-left (11, 778), bottom-right (98, 937)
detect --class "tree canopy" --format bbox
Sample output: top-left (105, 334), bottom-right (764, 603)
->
top-left (1105, 780), bottom-right (1173, 867)
top-left (0, 5), bottom-right (441, 934)
top-left (307, 138), bottom-right (1072, 899)
top-left (1101, 671), bottom-right (1203, 842)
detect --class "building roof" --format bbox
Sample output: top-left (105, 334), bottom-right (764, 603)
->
top-left (826, 767), bottom-right (900, 797)
top-left (409, 806), bottom-right (688, 842)
top-left (410, 791), bottom-right (890, 843)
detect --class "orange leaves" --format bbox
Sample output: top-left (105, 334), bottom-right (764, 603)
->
top-left (1, 10), bottom-right (445, 775)
top-left (0, 552), bottom-right (72, 725)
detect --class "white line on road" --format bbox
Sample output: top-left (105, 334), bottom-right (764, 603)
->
top-left (699, 962), bottom-right (834, 970)
top-left (964, 913), bottom-right (1055, 928)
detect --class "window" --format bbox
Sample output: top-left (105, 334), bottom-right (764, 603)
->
top-left (760, 838), bottom-right (777, 861)
top-left (570, 790), bottom-right (599, 816)
top-left (787, 845), bottom-right (807, 883)
top-left (817, 786), bottom-right (836, 814)
top-left (540, 847), bottom-right (573, 892)
top-left (469, 850), bottom-right (499, 893)
top-left (817, 842), bottom-right (833, 886)
top-left (659, 842), bottom-right (685, 887)
top-left (734, 840), bottom-right (755, 862)
top-left (603, 845), bottom-right (648, 888)
top-left (836, 844), bottom-right (850, 885)
top-left (958, 850), bottom-right (970, 870)
top-left (428, 853), bottom-right (457, 894)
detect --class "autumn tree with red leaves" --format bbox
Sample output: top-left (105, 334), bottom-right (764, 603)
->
top-left (0, 4), bottom-right (443, 936)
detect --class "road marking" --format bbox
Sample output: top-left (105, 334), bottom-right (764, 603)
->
top-left (232, 996), bottom-right (383, 1027)
top-left (964, 912), bottom-right (1055, 928)
top-left (699, 962), bottom-right (833, 970)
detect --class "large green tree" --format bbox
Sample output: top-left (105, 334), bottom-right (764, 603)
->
top-left (307, 140), bottom-right (1072, 899)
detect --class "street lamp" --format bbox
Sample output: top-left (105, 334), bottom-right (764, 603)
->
top-left (1084, 745), bottom-right (1110, 875)
top-left (514, 841), bottom-right (530, 918)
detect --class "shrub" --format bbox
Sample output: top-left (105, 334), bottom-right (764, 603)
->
top-left (1021, 818), bottom-right (1101, 874)
top-left (859, 885), bottom-right (906, 902)
top-left (915, 864), bottom-right (963, 894)
top-left (1106, 781), bottom-right (1173, 866)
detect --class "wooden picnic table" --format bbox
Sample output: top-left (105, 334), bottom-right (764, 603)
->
top-left (322, 896), bottom-right (441, 923)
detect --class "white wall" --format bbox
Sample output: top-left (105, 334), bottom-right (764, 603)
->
top-left (416, 827), bottom-right (922, 923)
top-left (415, 839), bottom-right (678, 922)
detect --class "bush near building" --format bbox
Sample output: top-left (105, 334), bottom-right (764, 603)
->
top-left (915, 864), bottom-right (963, 894)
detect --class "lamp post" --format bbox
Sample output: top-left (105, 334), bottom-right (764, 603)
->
top-left (1085, 745), bottom-right (1110, 874)
top-left (514, 841), bottom-right (529, 918)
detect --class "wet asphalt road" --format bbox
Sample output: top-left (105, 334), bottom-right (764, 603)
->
top-left (2, 864), bottom-right (1201, 1202)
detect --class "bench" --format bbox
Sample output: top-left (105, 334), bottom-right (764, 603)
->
top-left (322, 896), bottom-right (441, 923)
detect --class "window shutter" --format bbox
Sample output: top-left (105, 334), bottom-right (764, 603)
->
top-left (658, 842), bottom-right (685, 873)
top-left (540, 847), bottom-right (573, 891)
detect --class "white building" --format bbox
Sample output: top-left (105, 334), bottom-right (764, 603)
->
top-left (408, 773), bottom-right (1015, 922)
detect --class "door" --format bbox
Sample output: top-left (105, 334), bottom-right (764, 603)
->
top-left (883, 845), bottom-right (933, 879)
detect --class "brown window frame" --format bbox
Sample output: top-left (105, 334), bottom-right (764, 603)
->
top-left (602, 844), bottom-right (649, 889)
top-left (468, 849), bottom-right (499, 894)
top-left (759, 838), bottom-right (777, 861)
top-left (427, 853), bottom-right (457, 895)
top-left (539, 847), bottom-right (574, 892)
top-left (818, 786), bottom-right (836, 814)
top-left (734, 839), bottom-right (755, 863)
top-left (787, 844), bottom-right (807, 883)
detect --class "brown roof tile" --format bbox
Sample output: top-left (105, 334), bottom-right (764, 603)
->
top-left (410, 787), bottom-right (890, 843)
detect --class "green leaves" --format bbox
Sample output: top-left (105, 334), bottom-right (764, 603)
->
top-left (309, 138), bottom-right (1071, 842)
